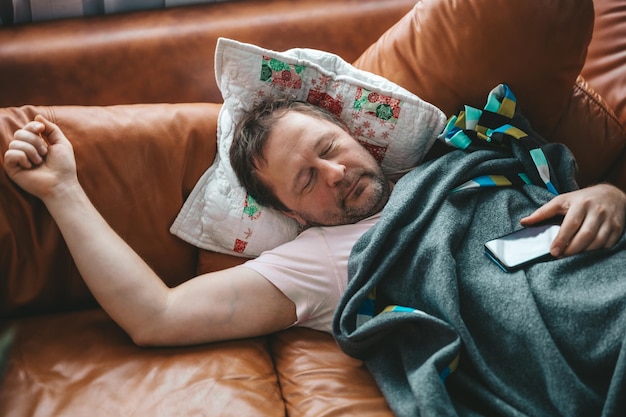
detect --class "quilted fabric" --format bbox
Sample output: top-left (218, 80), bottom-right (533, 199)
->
top-left (171, 38), bottom-right (446, 257)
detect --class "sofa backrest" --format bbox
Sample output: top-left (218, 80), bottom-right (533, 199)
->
top-left (354, 0), bottom-right (626, 190)
top-left (580, 0), bottom-right (626, 188)
top-left (0, 0), bottom-right (415, 107)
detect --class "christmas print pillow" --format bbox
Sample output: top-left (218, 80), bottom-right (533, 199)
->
top-left (170, 38), bottom-right (446, 257)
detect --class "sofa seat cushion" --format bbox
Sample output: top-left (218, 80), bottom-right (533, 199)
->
top-left (0, 311), bottom-right (390, 417)
top-left (0, 309), bottom-right (284, 417)
top-left (270, 328), bottom-right (393, 417)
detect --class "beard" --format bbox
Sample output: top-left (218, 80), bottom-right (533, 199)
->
top-left (300, 171), bottom-right (391, 227)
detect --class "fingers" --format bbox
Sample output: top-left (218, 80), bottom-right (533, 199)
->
top-left (4, 148), bottom-right (36, 170)
top-left (35, 115), bottom-right (69, 146)
top-left (559, 217), bottom-right (610, 257)
top-left (521, 185), bottom-right (626, 257)
top-left (567, 210), bottom-right (626, 254)
top-left (7, 116), bottom-right (69, 169)
top-left (554, 206), bottom-right (594, 257)
top-left (520, 196), bottom-right (566, 227)
top-left (549, 186), bottom-right (625, 257)
top-left (10, 120), bottom-right (50, 167)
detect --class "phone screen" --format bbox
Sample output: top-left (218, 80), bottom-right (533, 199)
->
top-left (484, 224), bottom-right (560, 271)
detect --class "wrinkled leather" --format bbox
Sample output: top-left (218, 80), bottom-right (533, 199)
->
top-left (580, 0), bottom-right (626, 189)
top-left (354, 0), bottom-right (593, 136)
top-left (582, 0), bottom-right (626, 128)
top-left (270, 328), bottom-right (393, 416)
top-left (0, 309), bottom-right (285, 417)
top-left (552, 76), bottom-right (626, 187)
top-left (0, 309), bottom-right (394, 417)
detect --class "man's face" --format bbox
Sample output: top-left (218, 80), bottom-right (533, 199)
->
top-left (256, 110), bottom-right (391, 226)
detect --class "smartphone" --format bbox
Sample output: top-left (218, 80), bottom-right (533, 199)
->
top-left (484, 223), bottom-right (561, 272)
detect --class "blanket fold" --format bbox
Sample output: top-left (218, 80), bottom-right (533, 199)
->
top-left (333, 85), bottom-right (626, 416)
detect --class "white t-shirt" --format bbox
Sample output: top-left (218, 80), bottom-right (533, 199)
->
top-left (244, 212), bottom-right (381, 333)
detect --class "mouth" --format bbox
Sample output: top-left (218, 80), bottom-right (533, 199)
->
top-left (344, 176), bottom-right (363, 201)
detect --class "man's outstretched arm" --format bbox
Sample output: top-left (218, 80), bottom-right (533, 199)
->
top-left (5, 116), bottom-right (296, 346)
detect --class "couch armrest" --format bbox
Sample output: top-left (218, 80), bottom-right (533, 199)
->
top-left (551, 77), bottom-right (626, 189)
top-left (355, 0), bottom-right (594, 136)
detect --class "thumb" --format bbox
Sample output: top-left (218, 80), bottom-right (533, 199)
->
top-left (34, 115), bottom-right (69, 145)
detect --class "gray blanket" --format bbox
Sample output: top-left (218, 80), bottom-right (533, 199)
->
top-left (333, 144), bottom-right (626, 416)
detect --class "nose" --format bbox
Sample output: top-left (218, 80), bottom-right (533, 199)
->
top-left (321, 159), bottom-right (346, 186)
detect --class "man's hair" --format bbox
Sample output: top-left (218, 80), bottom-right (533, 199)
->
top-left (230, 97), bottom-right (348, 212)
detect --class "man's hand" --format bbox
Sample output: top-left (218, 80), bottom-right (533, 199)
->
top-left (521, 184), bottom-right (626, 257)
top-left (4, 116), bottom-right (78, 201)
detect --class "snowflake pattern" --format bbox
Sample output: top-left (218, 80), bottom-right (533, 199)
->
top-left (348, 87), bottom-right (404, 162)
top-left (358, 141), bottom-right (388, 164)
top-left (354, 87), bottom-right (401, 123)
top-left (307, 90), bottom-right (343, 118)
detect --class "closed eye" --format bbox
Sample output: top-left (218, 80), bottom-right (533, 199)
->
top-left (321, 140), bottom-right (336, 158)
top-left (295, 133), bottom-right (337, 195)
top-left (303, 168), bottom-right (316, 192)
top-left (306, 140), bottom-right (336, 190)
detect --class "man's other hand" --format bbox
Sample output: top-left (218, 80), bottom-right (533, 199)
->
top-left (521, 184), bottom-right (626, 257)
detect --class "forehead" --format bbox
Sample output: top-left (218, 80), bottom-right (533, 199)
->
top-left (256, 111), bottom-right (339, 182)
top-left (265, 110), bottom-right (340, 152)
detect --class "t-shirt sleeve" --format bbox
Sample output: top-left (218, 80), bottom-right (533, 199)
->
top-left (243, 227), bottom-right (345, 333)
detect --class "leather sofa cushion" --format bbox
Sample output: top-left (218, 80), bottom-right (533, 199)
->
top-left (271, 328), bottom-right (393, 416)
top-left (580, 0), bottom-right (626, 188)
top-left (0, 310), bottom-right (390, 417)
top-left (0, 309), bottom-right (285, 417)
top-left (354, 0), bottom-right (593, 134)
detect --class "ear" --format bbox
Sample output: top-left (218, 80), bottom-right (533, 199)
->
top-left (282, 210), bottom-right (307, 226)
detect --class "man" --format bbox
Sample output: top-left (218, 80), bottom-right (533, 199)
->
top-left (229, 99), bottom-right (391, 227)
top-left (4, 99), bottom-right (626, 346)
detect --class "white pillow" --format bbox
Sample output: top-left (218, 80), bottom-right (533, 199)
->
top-left (170, 38), bottom-right (446, 257)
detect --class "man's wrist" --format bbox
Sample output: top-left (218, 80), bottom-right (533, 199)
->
top-left (42, 179), bottom-right (86, 211)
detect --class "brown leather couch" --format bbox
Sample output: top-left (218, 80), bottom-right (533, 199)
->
top-left (0, 0), bottom-right (624, 415)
